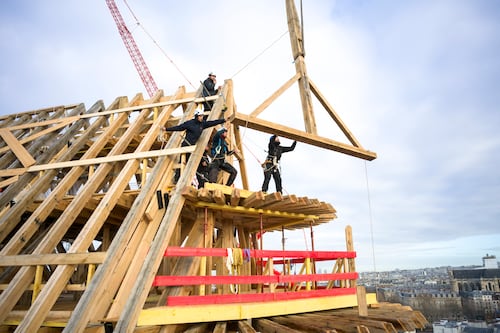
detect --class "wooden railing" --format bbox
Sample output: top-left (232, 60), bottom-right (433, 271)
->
top-left (153, 246), bottom-right (358, 306)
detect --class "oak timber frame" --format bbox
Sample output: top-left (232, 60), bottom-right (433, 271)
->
top-left (0, 1), bottom-right (379, 332)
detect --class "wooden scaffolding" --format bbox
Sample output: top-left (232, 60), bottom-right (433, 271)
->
top-left (0, 1), bottom-right (428, 332)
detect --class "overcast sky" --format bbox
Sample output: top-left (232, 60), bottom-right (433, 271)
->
top-left (1, 0), bottom-right (499, 272)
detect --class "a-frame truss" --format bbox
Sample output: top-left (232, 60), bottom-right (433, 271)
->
top-left (233, 0), bottom-right (376, 161)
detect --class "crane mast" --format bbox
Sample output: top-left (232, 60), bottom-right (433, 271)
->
top-left (106, 0), bottom-right (158, 98)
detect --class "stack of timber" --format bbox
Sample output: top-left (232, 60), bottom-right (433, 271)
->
top-left (0, 83), bottom-right (427, 332)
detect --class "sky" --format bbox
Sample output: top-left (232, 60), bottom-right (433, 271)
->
top-left (1, 0), bottom-right (499, 272)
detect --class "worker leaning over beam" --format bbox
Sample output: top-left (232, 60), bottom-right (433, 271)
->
top-left (163, 109), bottom-right (231, 182)
top-left (261, 135), bottom-right (296, 194)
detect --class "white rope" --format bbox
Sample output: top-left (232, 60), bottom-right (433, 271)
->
top-left (364, 161), bottom-right (377, 272)
top-left (230, 30), bottom-right (289, 79)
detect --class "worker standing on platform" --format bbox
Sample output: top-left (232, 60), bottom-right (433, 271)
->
top-left (261, 135), bottom-right (296, 194)
top-left (208, 127), bottom-right (238, 186)
top-left (164, 109), bottom-right (230, 182)
top-left (202, 72), bottom-right (221, 111)
top-left (196, 146), bottom-right (211, 188)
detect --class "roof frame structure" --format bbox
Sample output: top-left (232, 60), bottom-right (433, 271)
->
top-left (233, 0), bottom-right (376, 161)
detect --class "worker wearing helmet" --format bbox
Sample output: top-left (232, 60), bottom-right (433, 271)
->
top-left (208, 127), bottom-right (238, 186)
top-left (164, 109), bottom-right (229, 146)
top-left (202, 72), bottom-right (221, 111)
top-left (164, 109), bottom-right (230, 182)
top-left (261, 135), bottom-right (296, 194)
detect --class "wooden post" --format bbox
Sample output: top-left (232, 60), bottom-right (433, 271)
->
top-left (285, 0), bottom-right (317, 134)
top-left (31, 265), bottom-right (43, 304)
top-left (345, 225), bottom-right (356, 288)
top-left (305, 257), bottom-right (311, 291)
top-left (357, 285), bottom-right (368, 316)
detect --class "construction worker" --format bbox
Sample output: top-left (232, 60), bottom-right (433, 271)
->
top-left (261, 135), bottom-right (296, 194)
top-left (164, 109), bottom-right (230, 182)
top-left (208, 127), bottom-right (237, 186)
top-left (196, 146), bottom-right (211, 188)
top-left (202, 72), bottom-right (220, 111)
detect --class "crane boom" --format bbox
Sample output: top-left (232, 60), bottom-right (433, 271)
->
top-left (106, 0), bottom-right (158, 98)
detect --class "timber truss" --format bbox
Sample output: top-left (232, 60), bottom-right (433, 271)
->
top-left (0, 2), bottom-right (419, 333)
top-left (0, 82), bottom-right (423, 333)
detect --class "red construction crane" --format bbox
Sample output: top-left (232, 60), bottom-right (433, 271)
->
top-left (106, 0), bottom-right (158, 98)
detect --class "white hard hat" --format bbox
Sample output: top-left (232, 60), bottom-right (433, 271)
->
top-left (194, 109), bottom-right (204, 117)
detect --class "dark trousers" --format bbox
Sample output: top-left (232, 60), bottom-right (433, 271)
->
top-left (197, 166), bottom-right (209, 188)
top-left (174, 143), bottom-right (191, 183)
top-left (203, 100), bottom-right (214, 111)
top-left (262, 163), bottom-right (282, 193)
top-left (208, 159), bottom-right (237, 186)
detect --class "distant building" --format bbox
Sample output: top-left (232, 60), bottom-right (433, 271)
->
top-left (483, 254), bottom-right (499, 270)
top-left (450, 255), bottom-right (500, 293)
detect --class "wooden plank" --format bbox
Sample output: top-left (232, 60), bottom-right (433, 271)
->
top-left (233, 124), bottom-right (249, 189)
top-left (266, 316), bottom-right (334, 333)
top-left (203, 182), bottom-right (252, 198)
top-left (230, 188), bottom-right (241, 206)
top-left (193, 201), bottom-right (319, 221)
top-left (0, 168), bottom-right (26, 178)
top-left (25, 146), bottom-right (195, 173)
top-left (212, 189), bottom-right (226, 205)
top-left (213, 322), bottom-right (227, 333)
top-left (0, 252), bottom-right (106, 266)
top-left (184, 323), bottom-right (210, 333)
top-left (137, 294), bottom-right (376, 326)
top-left (232, 112), bottom-right (376, 161)
top-left (0, 175), bottom-right (18, 188)
top-left (254, 318), bottom-right (303, 333)
top-left (0, 128), bottom-right (36, 167)
top-left (241, 191), bottom-right (265, 208)
top-left (357, 286), bottom-right (368, 316)
top-left (237, 320), bottom-right (257, 333)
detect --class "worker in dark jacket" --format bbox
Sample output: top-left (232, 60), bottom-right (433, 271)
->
top-left (196, 146), bottom-right (211, 189)
top-left (164, 109), bottom-right (229, 182)
top-left (208, 127), bottom-right (237, 186)
top-left (261, 135), bottom-right (296, 194)
top-left (202, 72), bottom-right (220, 111)
top-left (164, 109), bottom-right (228, 145)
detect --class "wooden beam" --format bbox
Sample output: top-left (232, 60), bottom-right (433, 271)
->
top-left (309, 79), bottom-right (362, 148)
top-left (0, 128), bottom-right (36, 167)
top-left (232, 112), bottom-right (376, 161)
top-left (114, 84), bottom-right (227, 332)
top-left (249, 73), bottom-right (301, 118)
top-left (285, 0), bottom-right (317, 134)
top-left (0, 175), bottom-right (19, 188)
top-left (0, 119), bottom-right (74, 154)
top-left (136, 294), bottom-right (378, 326)
top-left (24, 146), bottom-right (195, 173)
top-left (193, 201), bottom-right (319, 220)
top-left (0, 252), bottom-right (106, 266)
